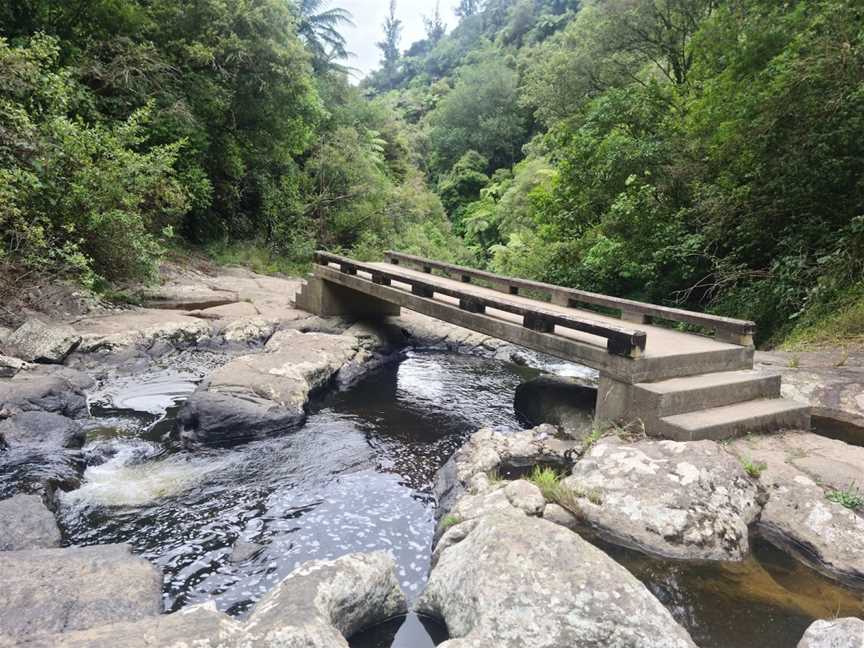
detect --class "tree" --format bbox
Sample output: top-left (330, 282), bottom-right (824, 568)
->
top-left (295, 0), bottom-right (355, 72)
top-left (377, 0), bottom-right (402, 76)
top-left (427, 58), bottom-right (530, 175)
top-left (424, 2), bottom-right (447, 44)
top-left (455, 0), bottom-right (483, 18)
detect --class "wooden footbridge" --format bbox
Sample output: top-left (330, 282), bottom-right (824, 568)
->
top-left (295, 251), bottom-right (809, 440)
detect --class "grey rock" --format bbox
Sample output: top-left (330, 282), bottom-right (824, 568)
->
top-left (175, 330), bottom-right (365, 448)
top-left (0, 375), bottom-right (89, 418)
top-left (542, 502), bottom-right (580, 530)
top-left (797, 618), bottom-right (864, 648)
top-left (0, 326), bottom-right (11, 346)
top-left (503, 479), bottom-right (546, 515)
top-left (418, 512), bottom-right (696, 647)
top-left (514, 374), bottom-right (597, 439)
top-left (5, 319), bottom-right (81, 364)
top-left (0, 412), bottom-right (84, 449)
top-left (757, 463), bottom-right (864, 590)
top-left (563, 438), bottom-right (762, 561)
top-left (0, 355), bottom-right (28, 379)
top-left (139, 283), bottom-right (239, 310)
top-left (0, 544), bottom-right (162, 641)
top-left (20, 552), bottom-right (406, 648)
top-left (434, 425), bottom-right (577, 518)
top-left (0, 494), bottom-right (61, 550)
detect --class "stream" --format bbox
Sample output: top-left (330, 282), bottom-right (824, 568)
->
top-left (56, 348), bottom-right (863, 647)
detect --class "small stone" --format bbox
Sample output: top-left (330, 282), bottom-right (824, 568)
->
top-left (503, 479), bottom-right (546, 516)
top-left (797, 617), bottom-right (864, 648)
top-left (542, 502), bottom-right (580, 530)
top-left (229, 540), bottom-right (263, 563)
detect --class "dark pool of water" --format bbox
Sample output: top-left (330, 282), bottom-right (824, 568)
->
top-left (592, 535), bottom-right (864, 648)
top-left (59, 351), bottom-right (538, 617)
top-left (349, 613), bottom-right (449, 648)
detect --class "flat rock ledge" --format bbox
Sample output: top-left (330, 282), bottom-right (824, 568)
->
top-left (0, 544), bottom-right (162, 644)
top-left (730, 433), bottom-right (864, 590)
top-left (14, 551), bottom-right (406, 648)
top-left (0, 494), bottom-right (61, 551)
top-left (174, 325), bottom-right (400, 448)
top-left (419, 512), bottom-right (696, 648)
top-left (797, 617), bottom-right (864, 648)
top-left (562, 437), bottom-right (763, 561)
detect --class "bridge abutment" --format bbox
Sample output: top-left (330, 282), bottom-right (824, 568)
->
top-left (295, 276), bottom-right (401, 318)
top-left (595, 373), bottom-right (634, 427)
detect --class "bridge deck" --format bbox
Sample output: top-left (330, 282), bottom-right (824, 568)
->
top-left (367, 262), bottom-right (737, 361)
top-left (304, 253), bottom-right (755, 383)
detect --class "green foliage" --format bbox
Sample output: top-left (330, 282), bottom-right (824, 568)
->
top-left (527, 465), bottom-right (562, 501)
top-left (427, 57), bottom-right (529, 175)
top-left (440, 514), bottom-right (462, 531)
top-left (0, 35), bottom-right (186, 284)
top-left (740, 457), bottom-right (768, 479)
top-left (826, 483), bottom-right (864, 511)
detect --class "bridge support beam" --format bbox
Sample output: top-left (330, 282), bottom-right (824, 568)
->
top-left (295, 276), bottom-right (401, 318)
top-left (595, 373), bottom-right (633, 426)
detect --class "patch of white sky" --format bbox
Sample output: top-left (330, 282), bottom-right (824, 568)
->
top-left (338, 0), bottom-right (457, 79)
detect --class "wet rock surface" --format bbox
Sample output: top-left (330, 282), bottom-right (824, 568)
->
top-left (17, 552), bottom-right (405, 648)
top-left (797, 617), bottom-right (864, 648)
top-left (0, 374), bottom-right (89, 418)
top-left (174, 329), bottom-right (368, 447)
top-left (0, 494), bottom-right (61, 551)
top-left (562, 437), bottom-right (763, 561)
top-left (730, 433), bottom-right (864, 590)
top-left (0, 543), bottom-right (162, 642)
top-left (4, 319), bottom-right (81, 364)
top-left (0, 411), bottom-right (84, 449)
top-left (419, 512), bottom-right (697, 648)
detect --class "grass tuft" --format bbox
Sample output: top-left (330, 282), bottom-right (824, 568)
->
top-left (826, 483), bottom-right (864, 510)
top-left (440, 514), bottom-right (462, 531)
top-left (740, 456), bottom-right (768, 479)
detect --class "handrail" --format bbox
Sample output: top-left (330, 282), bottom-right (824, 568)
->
top-left (384, 250), bottom-right (755, 345)
top-left (314, 251), bottom-right (647, 358)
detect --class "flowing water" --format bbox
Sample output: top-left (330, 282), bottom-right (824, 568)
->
top-left (56, 348), bottom-right (863, 647)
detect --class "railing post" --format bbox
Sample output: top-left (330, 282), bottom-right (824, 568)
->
top-left (523, 313), bottom-right (554, 333)
top-left (459, 296), bottom-right (485, 314)
top-left (621, 311), bottom-right (649, 325)
top-left (412, 283), bottom-right (434, 298)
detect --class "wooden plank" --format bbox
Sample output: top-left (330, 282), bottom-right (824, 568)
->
top-left (384, 250), bottom-right (756, 339)
top-left (314, 251), bottom-right (646, 358)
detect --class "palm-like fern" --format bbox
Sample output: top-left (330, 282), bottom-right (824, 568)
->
top-left (295, 0), bottom-right (355, 71)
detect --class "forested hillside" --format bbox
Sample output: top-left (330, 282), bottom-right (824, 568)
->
top-left (0, 0), bottom-right (462, 287)
top-left (365, 0), bottom-right (864, 344)
top-left (2, 0), bottom-right (863, 345)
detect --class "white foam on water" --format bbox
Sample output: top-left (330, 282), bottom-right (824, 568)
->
top-left (63, 443), bottom-right (236, 507)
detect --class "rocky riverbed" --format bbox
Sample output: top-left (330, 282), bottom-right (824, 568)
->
top-left (1, 263), bottom-right (863, 647)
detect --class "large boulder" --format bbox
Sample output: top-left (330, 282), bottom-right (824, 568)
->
top-left (175, 329), bottom-right (377, 448)
top-left (0, 374), bottom-right (89, 418)
top-left (797, 618), bottom-right (864, 648)
top-left (17, 552), bottom-right (406, 648)
top-left (73, 310), bottom-right (214, 355)
top-left (514, 374), bottom-right (597, 439)
top-left (0, 412), bottom-right (85, 449)
top-left (563, 437), bottom-right (763, 561)
top-left (4, 319), bottom-right (81, 364)
top-left (0, 544), bottom-right (162, 642)
top-left (730, 432), bottom-right (864, 590)
top-left (0, 494), bottom-right (61, 551)
top-left (418, 512), bottom-right (696, 648)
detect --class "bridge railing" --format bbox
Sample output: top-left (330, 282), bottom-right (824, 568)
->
top-left (314, 251), bottom-right (647, 359)
top-left (384, 250), bottom-right (755, 346)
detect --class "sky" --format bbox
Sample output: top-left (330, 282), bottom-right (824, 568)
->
top-left (339, 0), bottom-right (454, 78)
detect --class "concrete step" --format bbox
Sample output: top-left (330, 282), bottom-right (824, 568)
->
top-left (658, 398), bottom-right (811, 441)
top-left (634, 370), bottom-right (781, 418)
